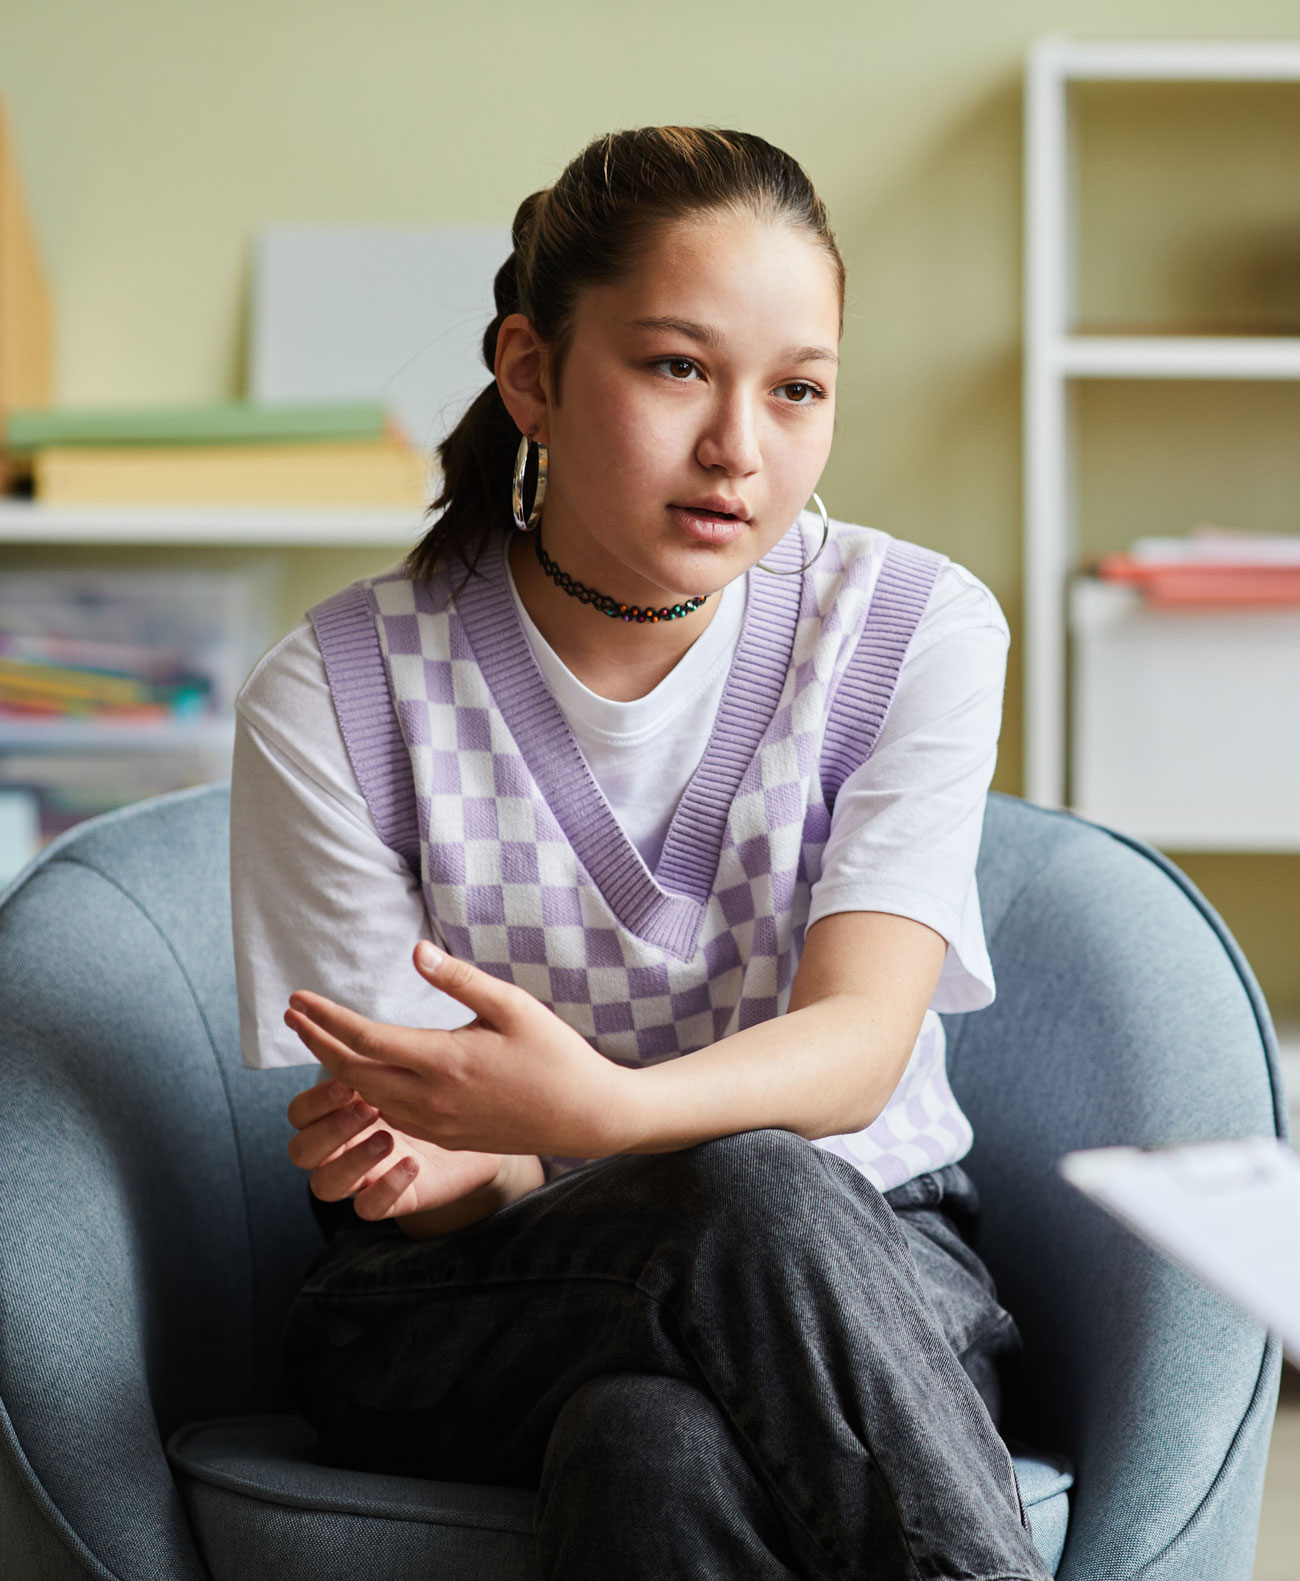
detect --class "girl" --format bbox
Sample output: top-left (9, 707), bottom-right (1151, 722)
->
top-left (231, 126), bottom-right (1051, 1580)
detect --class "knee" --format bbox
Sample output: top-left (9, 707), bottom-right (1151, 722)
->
top-left (636, 1129), bottom-right (894, 1242)
top-left (643, 1127), bottom-right (823, 1209)
top-left (535, 1374), bottom-right (789, 1579)
top-left (537, 1373), bottom-right (757, 1557)
top-left (541, 1373), bottom-right (736, 1493)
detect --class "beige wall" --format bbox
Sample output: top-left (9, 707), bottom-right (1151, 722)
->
top-left (2, 0), bottom-right (1299, 1013)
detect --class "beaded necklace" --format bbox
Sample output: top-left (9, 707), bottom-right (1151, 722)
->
top-left (534, 531), bottom-right (709, 624)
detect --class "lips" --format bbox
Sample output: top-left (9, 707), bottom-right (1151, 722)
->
top-left (669, 503), bottom-right (750, 545)
top-left (673, 496), bottom-right (751, 523)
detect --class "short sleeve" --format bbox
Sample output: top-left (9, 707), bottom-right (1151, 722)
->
top-left (806, 561), bottom-right (1009, 1013)
top-left (231, 623), bottom-right (473, 1071)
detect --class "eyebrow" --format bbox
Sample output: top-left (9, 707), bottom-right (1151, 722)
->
top-left (629, 316), bottom-right (839, 366)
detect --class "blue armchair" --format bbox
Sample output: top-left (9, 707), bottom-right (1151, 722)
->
top-left (0, 783), bottom-right (1284, 1578)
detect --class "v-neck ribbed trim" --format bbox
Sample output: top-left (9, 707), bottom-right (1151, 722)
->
top-left (451, 527), bottom-right (805, 959)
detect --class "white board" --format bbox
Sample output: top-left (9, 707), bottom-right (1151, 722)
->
top-left (249, 226), bottom-right (511, 454)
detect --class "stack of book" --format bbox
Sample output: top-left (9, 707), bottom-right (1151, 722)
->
top-left (0, 567), bottom-right (276, 877)
top-left (1097, 528), bottom-right (1300, 607)
top-left (2, 398), bottom-right (430, 507)
top-left (0, 567), bottom-right (274, 725)
top-left (0, 635), bottom-right (209, 722)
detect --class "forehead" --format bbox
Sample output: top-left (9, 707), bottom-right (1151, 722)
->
top-left (576, 211), bottom-right (842, 348)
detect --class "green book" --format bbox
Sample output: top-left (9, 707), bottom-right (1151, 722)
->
top-left (3, 400), bottom-right (393, 454)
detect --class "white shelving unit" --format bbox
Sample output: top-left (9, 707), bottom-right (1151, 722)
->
top-left (1023, 37), bottom-right (1300, 833)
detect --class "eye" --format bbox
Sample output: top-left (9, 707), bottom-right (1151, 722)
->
top-left (652, 357), bottom-right (702, 381)
top-left (775, 381), bottom-right (824, 405)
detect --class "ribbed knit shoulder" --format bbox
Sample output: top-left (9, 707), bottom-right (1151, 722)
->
top-left (308, 580), bottom-right (421, 873)
top-left (818, 529), bottom-right (947, 800)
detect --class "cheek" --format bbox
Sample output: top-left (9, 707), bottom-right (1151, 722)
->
top-left (768, 412), bottom-right (835, 492)
top-left (573, 381), bottom-right (684, 492)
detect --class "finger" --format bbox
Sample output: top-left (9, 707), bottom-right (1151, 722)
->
top-left (284, 1006), bottom-right (425, 1099)
top-left (287, 1096), bottom-right (381, 1171)
top-left (286, 1078), bottom-right (366, 1132)
top-left (412, 941), bottom-right (519, 1026)
top-left (309, 1128), bottom-right (398, 1203)
top-left (286, 992), bottom-right (446, 1072)
top-left (352, 1155), bottom-right (421, 1222)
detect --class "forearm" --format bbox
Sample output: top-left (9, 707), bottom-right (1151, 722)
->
top-left (395, 1152), bottom-right (545, 1240)
top-left (609, 994), bottom-right (916, 1155)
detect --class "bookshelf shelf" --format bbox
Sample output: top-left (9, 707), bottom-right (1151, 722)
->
top-left (1043, 38), bottom-right (1300, 80)
top-left (1057, 335), bottom-right (1300, 380)
top-left (0, 500), bottom-right (426, 546)
top-left (0, 717), bottom-right (236, 752)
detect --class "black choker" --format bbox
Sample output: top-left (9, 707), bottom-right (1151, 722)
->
top-left (534, 533), bottom-right (709, 624)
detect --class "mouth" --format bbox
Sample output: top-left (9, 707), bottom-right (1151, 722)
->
top-left (672, 497), bottom-right (751, 523)
top-left (668, 503), bottom-right (750, 545)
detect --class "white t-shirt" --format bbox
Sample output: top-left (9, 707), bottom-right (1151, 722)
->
top-left (231, 537), bottom-right (1009, 1075)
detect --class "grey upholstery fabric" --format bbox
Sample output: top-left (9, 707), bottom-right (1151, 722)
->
top-left (945, 802), bottom-right (1287, 1579)
top-left (0, 782), bottom-right (1283, 1579)
top-left (169, 1418), bottom-right (538, 1581)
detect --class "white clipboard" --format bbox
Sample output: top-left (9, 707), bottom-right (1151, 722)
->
top-left (1060, 1136), bottom-right (1300, 1362)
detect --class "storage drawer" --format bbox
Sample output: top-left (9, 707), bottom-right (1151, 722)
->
top-left (1070, 578), bottom-right (1300, 849)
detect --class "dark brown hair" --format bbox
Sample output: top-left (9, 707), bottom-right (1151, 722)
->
top-left (405, 126), bottom-right (844, 585)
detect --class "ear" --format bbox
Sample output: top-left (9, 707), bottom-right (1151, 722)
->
top-left (494, 313), bottom-right (552, 446)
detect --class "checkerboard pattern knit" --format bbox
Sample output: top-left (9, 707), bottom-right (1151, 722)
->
top-left (310, 514), bottom-right (975, 1189)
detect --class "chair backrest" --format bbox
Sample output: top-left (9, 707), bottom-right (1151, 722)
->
top-left (946, 793), bottom-right (1285, 1581)
top-left (0, 782), bottom-right (319, 1580)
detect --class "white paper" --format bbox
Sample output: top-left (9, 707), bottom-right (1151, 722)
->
top-left (0, 789), bottom-right (39, 886)
top-left (249, 226), bottom-right (511, 455)
top-left (1128, 531), bottom-right (1300, 565)
top-left (1060, 1137), bottom-right (1300, 1361)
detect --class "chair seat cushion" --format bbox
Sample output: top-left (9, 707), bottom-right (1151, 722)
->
top-left (167, 1416), bottom-right (540, 1580)
top-left (169, 1414), bottom-right (1071, 1579)
top-left (1013, 1449), bottom-right (1073, 1573)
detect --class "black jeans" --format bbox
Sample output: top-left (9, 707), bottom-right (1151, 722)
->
top-left (284, 1129), bottom-right (1051, 1581)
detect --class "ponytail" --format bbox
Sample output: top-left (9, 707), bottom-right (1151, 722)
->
top-left (405, 200), bottom-right (542, 586)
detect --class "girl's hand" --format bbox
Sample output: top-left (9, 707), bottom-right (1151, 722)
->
top-left (283, 941), bottom-right (636, 1160)
top-left (286, 1077), bottom-right (518, 1230)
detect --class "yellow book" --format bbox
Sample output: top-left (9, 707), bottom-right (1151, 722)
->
top-left (0, 660), bottom-right (146, 709)
top-left (0, 99), bottom-right (53, 421)
top-left (34, 436), bottom-right (432, 507)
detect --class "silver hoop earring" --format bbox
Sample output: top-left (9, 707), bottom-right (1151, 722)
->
top-left (511, 435), bottom-right (548, 532)
top-left (757, 493), bottom-right (829, 575)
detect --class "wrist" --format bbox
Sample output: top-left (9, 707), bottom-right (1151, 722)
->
top-left (494, 1151), bottom-right (545, 1202)
top-left (595, 1062), bottom-right (657, 1155)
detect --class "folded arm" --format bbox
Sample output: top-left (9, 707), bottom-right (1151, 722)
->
top-left (616, 908), bottom-right (947, 1151)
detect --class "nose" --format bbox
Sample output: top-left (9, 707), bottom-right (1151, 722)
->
top-left (695, 387), bottom-right (761, 478)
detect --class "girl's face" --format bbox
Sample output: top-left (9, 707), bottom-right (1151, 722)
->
top-left (525, 210), bottom-right (841, 606)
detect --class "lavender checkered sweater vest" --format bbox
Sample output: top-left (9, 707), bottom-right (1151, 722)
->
top-left (309, 517), bottom-right (974, 1190)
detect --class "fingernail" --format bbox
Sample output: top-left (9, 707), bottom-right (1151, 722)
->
top-left (417, 940), bottom-right (444, 970)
